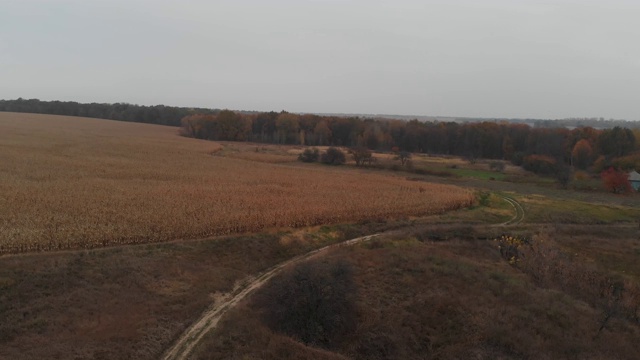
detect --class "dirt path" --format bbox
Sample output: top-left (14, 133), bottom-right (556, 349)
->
top-left (161, 234), bottom-right (381, 360)
top-left (499, 195), bottom-right (525, 226)
top-left (162, 192), bottom-right (528, 359)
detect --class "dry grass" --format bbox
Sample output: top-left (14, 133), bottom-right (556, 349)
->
top-left (224, 151), bottom-right (297, 163)
top-left (198, 234), bottom-right (640, 359)
top-left (0, 227), bottom-right (366, 360)
top-left (214, 142), bottom-right (299, 163)
top-left (0, 112), bottom-right (474, 254)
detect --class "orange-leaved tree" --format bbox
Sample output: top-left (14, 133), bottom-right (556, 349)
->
top-left (571, 139), bottom-right (594, 169)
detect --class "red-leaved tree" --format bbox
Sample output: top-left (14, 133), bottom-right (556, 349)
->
top-left (601, 167), bottom-right (631, 194)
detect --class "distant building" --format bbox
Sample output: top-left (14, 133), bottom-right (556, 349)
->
top-left (630, 170), bottom-right (640, 191)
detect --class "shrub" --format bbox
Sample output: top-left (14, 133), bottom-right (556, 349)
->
top-left (522, 155), bottom-right (558, 175)
top-left (574, 170), bottom-right (591, 181)
top-left (555, 165), bottom-right (573, 189)
top-left (402, 159), bottom-right (413, 171)
top-left (256, 259), bottom-right (357, 349)
top-left (495, 235), bottom-right (529, 265)
top-left (394, 151), bottom-right (412, 166)
top-left (601, 167), bottom-right (632, 194)
top-left (511, 152), bottom-right (525, 166)
top-left (349, 147), bottom-right (373, 167)
top-left (498, 233), bottom-right (640, 334)
top-left (320, 147), bottom-right (346, 165)
top-left (612, 153), bottom-right (640, 172)
top-left (298, 148), bottom-right (320, 163)
top-left (489, 161), bottom-right (506, 172)
top-left (592, 155), bottom-right (609, 173)
top-left (477, 191), bottom-right (491, 207)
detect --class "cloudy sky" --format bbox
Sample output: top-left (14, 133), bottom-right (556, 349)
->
top-left (2, 0), bottom-right (639, 120)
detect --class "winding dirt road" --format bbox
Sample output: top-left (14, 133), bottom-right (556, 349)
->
top-left (500, 195), bottom-right (525, 226)
top-left (161, 234), bottom-right (381, 360)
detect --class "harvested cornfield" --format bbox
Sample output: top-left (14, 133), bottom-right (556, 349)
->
top-left (0, 112), bottom-right (474, 254)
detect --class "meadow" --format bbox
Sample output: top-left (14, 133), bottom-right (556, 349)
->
top-left (0, 112), bottom-right (474, 254)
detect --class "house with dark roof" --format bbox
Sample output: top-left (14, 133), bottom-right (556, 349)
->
top-left (630, 170), bottom-right (640, 191)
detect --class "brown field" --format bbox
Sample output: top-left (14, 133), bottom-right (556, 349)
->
top-left (0, 112), bottom-right (474, 254)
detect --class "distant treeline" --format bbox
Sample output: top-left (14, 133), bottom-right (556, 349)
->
top-left (534, 117), bottom-right (640, 130)
top-left (0, 98), bottom-right (218, 126)
top-left (181, 110), bottom-right (640, 172)
top-left (2, 98), bottom-right (638, 172)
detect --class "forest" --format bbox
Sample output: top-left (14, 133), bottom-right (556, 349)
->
top-left (0, 98), bottom-right (217, 126)
top-left (1, 98), bottom-right (638, 175)
top-left (179, 110), bottom-right (640, 175)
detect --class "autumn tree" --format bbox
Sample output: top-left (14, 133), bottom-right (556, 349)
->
top-left (216, 110), bottom-right (251, 141)
top-left (252, 111), bottom-right (278, 142)
top-left (180, 114), bottom-right (206, 138)
top-left (526, 128), bottom-right (569, 161)
top-left (320, 147), bottom-right (346, 165)
top-left (298, 148), bottom-right (319, 163)
top-left (330, 117), bottom-right (359, 146)
top-left (349, 147), bottom-right (373, 167)
top-left (612, 154), bottom-right (640, 171)
top-left (598, 127), bottom-right (636, 158)
top-left (633, 129), bottom-right (640, 151)
top-left (180, 114), bottom-right (217, 139)
top-left (555, 164), bottom-right (573, 189)
top-left (313, 120), bottom-right (332, 146)
top-left (601, 167), bottom-right (632, 194)
top-left (297, 114), bottom-right (321, 145)
top-left (502, 135), bottom-right (515, 161)
top-left (360, 122), bottom-right (385, 150)
top-left (399, 151), bottom-right (412, 166)
top-left (275, 112), bottom-right (300, 144)
top-left (522, 155), bottom-right (558, 175)
top-left (256, 259), bottom-right (357, 349)
top-left (394, 150), bottom-right (412, 166)
top-left (571, 139), bottom-right (594, 169)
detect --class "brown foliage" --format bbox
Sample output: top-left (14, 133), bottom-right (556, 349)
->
top-left (349, 147), bottom-right (374, 166)
top-left (522, 154), bottom-right (557, 175)
top-left (571, 139), bottom-right (594, 169)
top-left (501, 233), bottom-right (640, 334)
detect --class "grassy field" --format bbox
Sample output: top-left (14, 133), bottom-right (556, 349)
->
top-left (518, 194), bottom-right (640, 224)
top-left (0, 112), bottom-right (473, 254)
top-left (0, 224), bottom-right (391, 360)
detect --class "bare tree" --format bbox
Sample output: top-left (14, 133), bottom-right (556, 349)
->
top-left (350, 147), bottom-right (373, 167)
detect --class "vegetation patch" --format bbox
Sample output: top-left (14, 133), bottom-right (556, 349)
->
top-left (448, 168), bottom-right (507, 181)
top-left (519, 195), bottom-right (640, 224)
top-left (0, 225), bottom-right (378, 360)
top-left (194, 237), bottom-right (640, 359)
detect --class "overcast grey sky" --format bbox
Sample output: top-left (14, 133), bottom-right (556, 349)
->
top-left (1, 0), bottom-right (639, 119)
